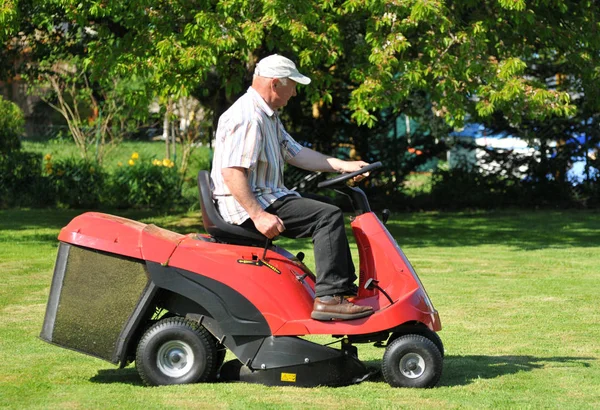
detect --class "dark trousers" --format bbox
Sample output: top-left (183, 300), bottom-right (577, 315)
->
top-left (244, 195), bottom-right (356, 297)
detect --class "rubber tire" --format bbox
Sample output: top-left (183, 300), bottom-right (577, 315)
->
top-left (389, 327), bottom-right (445, 358)
top-left (382, 334), bottom-right (443, 388)
top-left (136, 317), bottom-right (217, 386)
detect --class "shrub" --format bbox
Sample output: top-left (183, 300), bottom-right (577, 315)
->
top-left (45, 156), bottom-right (107, 208)
top-left (0, 96), bottom-right (24, 153)
top-left (430, 168), bottom-right (523, 209)
top-left (109, 153), bottom-right (181, 210)
top-left (0, 151), bottom-right (54, 208)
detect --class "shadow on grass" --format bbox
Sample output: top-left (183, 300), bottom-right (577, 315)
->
top-left (366, 354), bottom-right (596, 387)
top-left (90, 368), bottom-right (144, 386)
top-left (91, 355), bottom-right (595, 388)
top-left (439, 354), bottom-right (595, 386)
top-left (0, 209), bottom-right (83, 232)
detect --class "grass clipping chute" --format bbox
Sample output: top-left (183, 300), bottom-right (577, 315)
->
top-left (41, 243), bottom-right (150, 363)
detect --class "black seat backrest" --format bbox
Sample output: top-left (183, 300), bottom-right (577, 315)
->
top-left (197, 170), bottom-right (267, 246)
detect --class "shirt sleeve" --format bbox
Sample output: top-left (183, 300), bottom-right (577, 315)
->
top-left (279, 123), bottom-right (303, 161)
top-left (220, 119), bottom-right (263, 170)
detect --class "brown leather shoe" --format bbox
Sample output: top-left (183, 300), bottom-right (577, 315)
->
top-left (311, 296), bottom-right (374, 321)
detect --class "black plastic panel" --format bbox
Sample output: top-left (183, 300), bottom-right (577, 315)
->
top-left (146, 262), bottom-right (271, 338)
top-left (220, 353), bottom-right (370, 387)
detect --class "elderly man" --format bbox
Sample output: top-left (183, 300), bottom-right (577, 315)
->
top-left (211, 54), bottom-right (373, 321)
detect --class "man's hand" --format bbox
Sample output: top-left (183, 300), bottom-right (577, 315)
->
top-left (252, 211), bottom-right (286, 239)
top-left (337, 160), bottom-right (370, 182)
top-left (222, 167), bottom-right (285, 238)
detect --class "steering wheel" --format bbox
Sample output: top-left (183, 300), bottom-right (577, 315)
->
top-left (317, 161), bottom-right (383, 189)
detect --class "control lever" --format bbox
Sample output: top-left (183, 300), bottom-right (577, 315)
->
top-left (364, 278), bottom-right (394, 305)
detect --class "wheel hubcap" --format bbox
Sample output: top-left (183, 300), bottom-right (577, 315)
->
top-left (399, 353), bottom-right (426, 379)
top-left (157, 340), bottom-right (194, 378)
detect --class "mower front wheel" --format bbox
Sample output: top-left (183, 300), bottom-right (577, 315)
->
top-left (382, 334), bottom-right (443, 388)
top-left (136, 317), bottom-right (217, 386)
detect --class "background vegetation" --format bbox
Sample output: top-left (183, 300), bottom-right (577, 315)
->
top-left (1, 136), bottom-right (212, 210)
top-left (2, 0), bottom-right (599, 212)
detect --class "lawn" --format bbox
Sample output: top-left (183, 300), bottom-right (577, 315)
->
top-left (0, 208), bottom-right (599, 409)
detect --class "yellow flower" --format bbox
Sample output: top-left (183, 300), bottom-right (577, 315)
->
top-left (44, 153), bottom-right (52, 161)
top-left (128, 159), bottom-right (135, 166)
top-left (89, 166), bottom-right (95, 174)
top-left (131, 152), bottom-right (139, 160)
top-left (162, 158), bottom-right (174, 168)
top-left (152, 159), bottom-right (162, 166)
top-left (117, 162), bottom-right (122, 167)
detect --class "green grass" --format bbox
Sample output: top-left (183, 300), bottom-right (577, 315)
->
top-left (1, 209), bottom-right (599, 409)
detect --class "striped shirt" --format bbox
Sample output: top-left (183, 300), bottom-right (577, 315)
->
top-left (211, 87), bottom-right (303, 224)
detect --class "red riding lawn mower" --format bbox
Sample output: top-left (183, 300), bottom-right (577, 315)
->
top-left (41, 162), bottom-right (443, 388)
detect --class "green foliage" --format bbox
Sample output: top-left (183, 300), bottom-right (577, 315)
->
top-left (16, 141), bottom-right (211, 210)
top-left (109, 154), bottom-right (181, 210)
top-left (428, 165), bottom-right (594, 210)
top-left (3, 0), bottom-right (599, 207)
top-left (342, 0), bottom-right (582, 127)
top-left (0, 0), bottom-right (18, 43)
top-left (0, 95), bottom-right (24, 152)
top-left (5, 0), bottom-right (582, 130)
top-left (45, 156), bottom-right (107, 208)
top-left (430, 168), bottom-right (523, 209)
top-left (42, 153), bottom-right (183, 210)
top-left (0, 150), bottom-right (52, 208)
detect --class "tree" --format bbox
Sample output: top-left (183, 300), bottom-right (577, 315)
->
top-left (3, 1), bottom-right (596, 182)
top-left (0, 1), bottom-right (153, 163)
top-left (475, 1), bottom-right (600, 202)
top-left (33, 0), bottom-right (576, 124)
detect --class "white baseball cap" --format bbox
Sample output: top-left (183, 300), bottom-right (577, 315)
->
top-left (254, 54), bottom-right (311, 85)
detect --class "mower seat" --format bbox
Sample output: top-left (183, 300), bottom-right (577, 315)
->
top-left (197, 170), bottom-right (267, 246)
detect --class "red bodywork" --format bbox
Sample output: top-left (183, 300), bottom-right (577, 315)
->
top-left (58, 212), bottom-right (441, 337)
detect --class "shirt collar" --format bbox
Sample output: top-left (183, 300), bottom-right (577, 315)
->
top-left (247, 86), bottom-right (275, 117)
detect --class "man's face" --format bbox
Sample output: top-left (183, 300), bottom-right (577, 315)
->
top-left (271, 79), bottom-right (297, 109)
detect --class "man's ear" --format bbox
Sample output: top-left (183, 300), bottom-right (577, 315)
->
top-left (271, 78), bottom-right (279, 89)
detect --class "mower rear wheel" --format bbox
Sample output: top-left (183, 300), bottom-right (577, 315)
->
top-left (382, 334), bottom-right (442, 388)
top-left (136, 317), bottom-right (217, 386)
